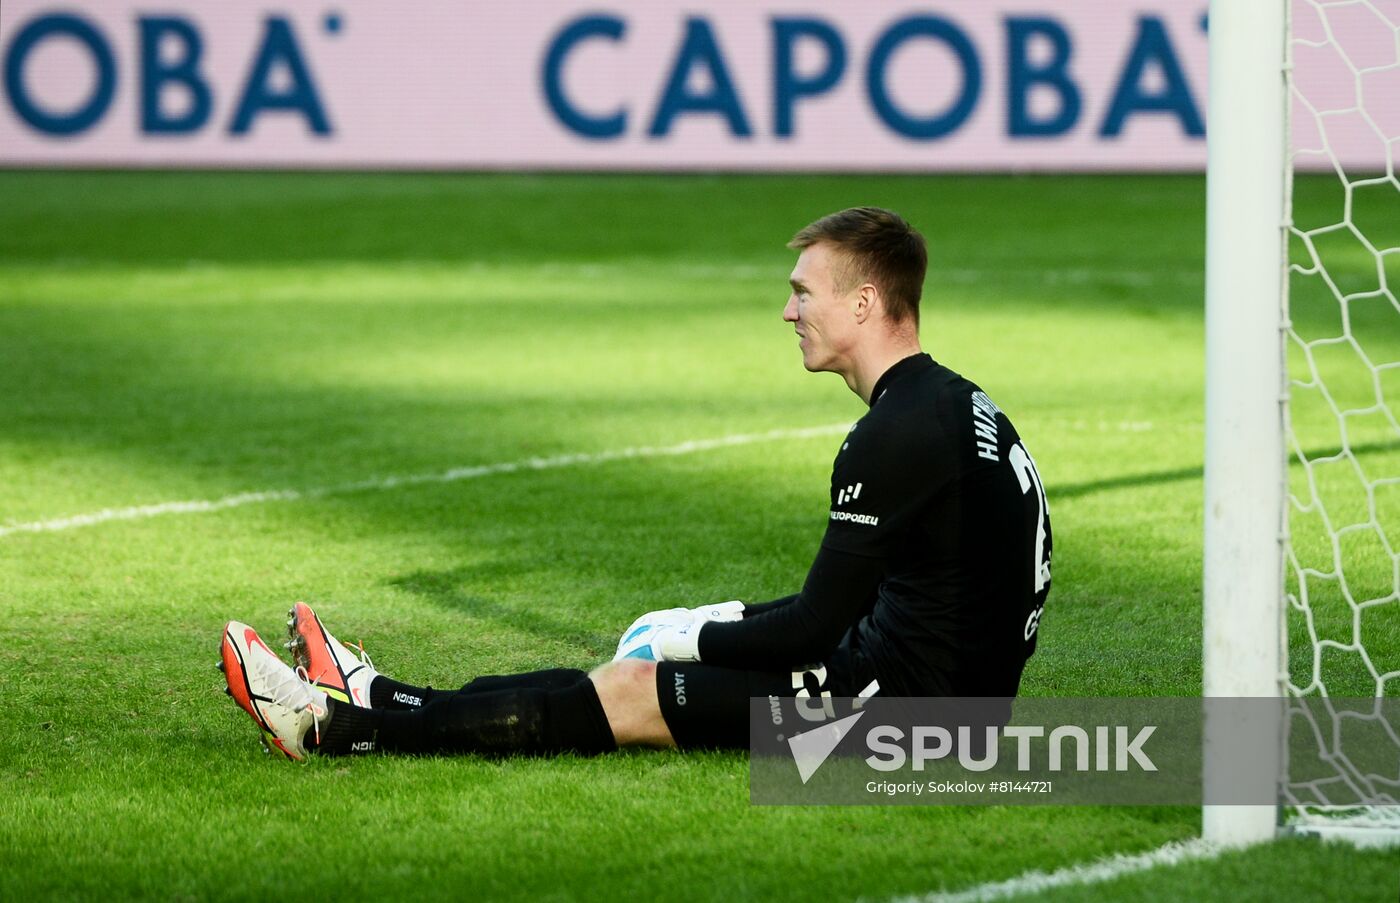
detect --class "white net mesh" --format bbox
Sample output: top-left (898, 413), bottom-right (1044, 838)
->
top-left (1283, 0), bottom-right (1400, 834)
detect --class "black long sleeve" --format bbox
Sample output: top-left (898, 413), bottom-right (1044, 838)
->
top-left (742, 594), bottom-right (799, 616)
top-left (697, 546), bottom-right (885, 669)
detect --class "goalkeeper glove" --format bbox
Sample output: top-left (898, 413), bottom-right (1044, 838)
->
top-left (614, 607), bottom-right (693, 661)
top-left (612, 601), bottom-right (745, 662)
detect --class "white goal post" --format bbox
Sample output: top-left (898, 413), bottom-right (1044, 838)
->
top-left (1203, 0), bottom-right (1289, 848)
top-left (1204, 0), bottom-right (1400, 847)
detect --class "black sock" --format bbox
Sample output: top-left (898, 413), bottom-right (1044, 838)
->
top-left (312, 679), bottom-right (616, 757)
top-left (368, 676), bottom-right (452, 710)
top-left (308, 699), bottom-right (382, 755)
top-left (370, 668), bottom-right (588, 710)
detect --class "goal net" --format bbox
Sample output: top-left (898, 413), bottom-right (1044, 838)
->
top-left (1281, 0), bottom-right (1400, 841)
top-left (1204, 0), bottom-right (1400, 848)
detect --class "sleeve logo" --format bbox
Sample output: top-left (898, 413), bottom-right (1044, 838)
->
top-left (835, 482), bottom-right (863, 506)
top-left (830, 482), bottom-right (878, 525)
top-left (830, 510), bottom-right (880, 525)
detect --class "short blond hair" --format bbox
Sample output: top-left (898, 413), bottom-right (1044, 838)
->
top-left (788, 207), bottom-right (927, 325)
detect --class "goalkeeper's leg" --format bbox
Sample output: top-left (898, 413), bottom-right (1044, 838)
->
top-left (252, 604), bottom-right (865, 757)
top-left (308, 661), bottom-right (670, 756)
top-left (306, 657), bottom-right (854, 755)
top-left (310, 668), bottom-right (620, 756)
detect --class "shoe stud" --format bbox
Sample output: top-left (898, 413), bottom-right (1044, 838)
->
top-left (216, 661), bottom-right (225, 672)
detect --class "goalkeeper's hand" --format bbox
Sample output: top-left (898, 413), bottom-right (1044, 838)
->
top-left (612, 601), bottom-right (745, 662)
top-left (613, 607), bottom-right (693, 662)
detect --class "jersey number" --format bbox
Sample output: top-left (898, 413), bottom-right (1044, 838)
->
top-left (1009, 441), bottom-right (1051, 596)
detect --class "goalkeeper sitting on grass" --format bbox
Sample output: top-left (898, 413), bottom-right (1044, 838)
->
top-left (218, 207), bottom-right (1053, 761)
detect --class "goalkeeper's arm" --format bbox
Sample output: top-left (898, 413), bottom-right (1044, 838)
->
top-left (740, 594), bottom-right (799, 616)
top-left (693, 545), bottom-right (884, 668)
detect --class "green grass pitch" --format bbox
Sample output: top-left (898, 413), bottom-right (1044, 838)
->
top-left (0, 171), bottom-right (1396, 901)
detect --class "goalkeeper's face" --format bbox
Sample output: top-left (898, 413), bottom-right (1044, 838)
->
top-left (784, 243), bottom-right (862, 375)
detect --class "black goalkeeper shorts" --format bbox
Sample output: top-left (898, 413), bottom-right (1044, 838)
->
top-left (654, 643), bottom-right (881, 749)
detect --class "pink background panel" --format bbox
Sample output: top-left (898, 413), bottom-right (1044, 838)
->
top-left (0, 1), bottom-right (1390, 172)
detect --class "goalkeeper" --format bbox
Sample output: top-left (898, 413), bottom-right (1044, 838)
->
top-left (218, 207), bottom-right (1053, 761)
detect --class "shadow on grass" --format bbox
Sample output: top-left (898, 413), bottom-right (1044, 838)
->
top-left (387, 565), bottom-right (609, 651)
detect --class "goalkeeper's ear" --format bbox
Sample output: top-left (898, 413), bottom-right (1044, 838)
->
top-left (851, 282), bottom-right (879, 325)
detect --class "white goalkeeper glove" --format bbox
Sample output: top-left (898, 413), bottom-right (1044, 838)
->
top-left (612, 600), bottom-right (745, 662)
top-left (614, 607), bottom-right (693, 661)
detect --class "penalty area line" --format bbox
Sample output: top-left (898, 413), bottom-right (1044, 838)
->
top-left (0, 423), bottom-right (852, 540)
top-left (884, 838), bottom-right (1227, 903)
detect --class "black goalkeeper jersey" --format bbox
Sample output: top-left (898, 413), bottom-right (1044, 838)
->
top-left (700, 352), bottom-right (1052, 697)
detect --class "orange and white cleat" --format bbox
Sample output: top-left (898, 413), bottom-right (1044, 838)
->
top-left (284, 602), bottom-right (378, 709)
top-left (219, 620), bottom-right (327, 761)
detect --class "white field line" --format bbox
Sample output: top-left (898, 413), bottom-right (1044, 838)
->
top-left (884, 838), bottom-right (1227, 903)
top-left (0, 423), bottom-right (853, 540)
